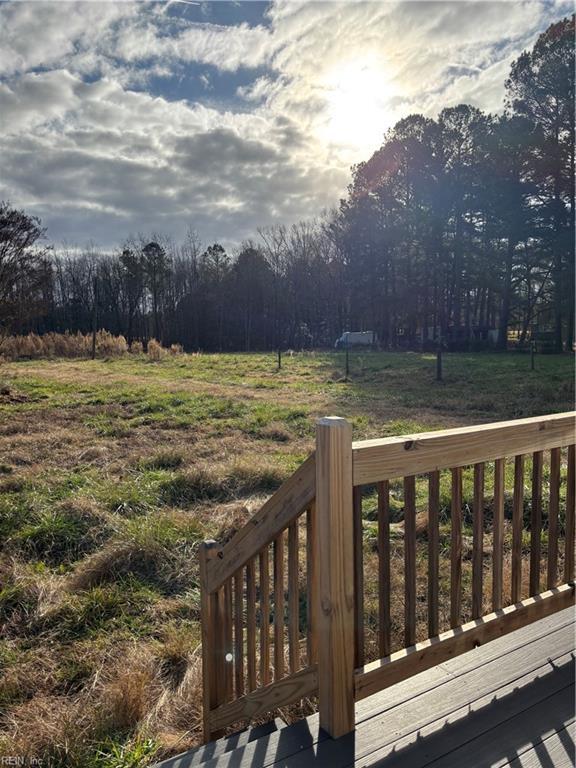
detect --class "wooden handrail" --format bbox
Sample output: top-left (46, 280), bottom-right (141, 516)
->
top-left (206, 453), bottom-right (316, 593)
top-left (352, 411), bottom-right (575, 485)
top-left (209, 665), bottom-right (318, 732)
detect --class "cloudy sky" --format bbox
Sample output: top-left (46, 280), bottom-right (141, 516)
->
top-left (0, 0), bottom-right (571, 249)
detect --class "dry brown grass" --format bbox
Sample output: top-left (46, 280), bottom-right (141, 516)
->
top-left (145, 644), bottom-right (203, 758)
top-left (1, 695), bottom-right (88, 761)
top-left (0, 331), bottom-right (186, 361)
top-left (147, 338), bottom-right (166, 361)
top-left (0, 643), bottom-right (166, 763)
top-left (258, 421), bottom-right (294, 442)
top-left (0, 331), bottom-right (128, 360)
top-left (99, 647), bottom-right (162, 732)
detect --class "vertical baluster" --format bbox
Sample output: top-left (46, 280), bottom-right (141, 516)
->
top-left (211, 587), bottom-right (227, 734)
top-left (530, 451), bottom-right (543, 595)
top-left (246, 559), bottom-right (257, 691)
top-left (564, 445), bottom-right (575, 583)
top-left (259, 547), bottom-right (270, 686)
top-left (233, 570), bottom-right (244, 697)
top-left (450, 467), bottom-right (462, 628)
top-left (377, 480), bottom-right (391, 657)
top-left (223, 579), bottom-right (233, 701)
top-left (472, 463), bottom-right (484, 619)
top-left (273, 533), bottom-right (285, 680)
top-left (353, 486), bottom-right (365, 666)
top-left (547, 447), bottom-right (561, 588)
top-left (306, 503), bottom-right (318, 665)
top-left (288, 521), bottom-right (300, 673)
top-left (404, 475), bottom-right (416, 646)
top-left (511, 455), bottom-right (524, 603)
top-left (428, 471), bottom-right (440, 637)
top-left (493, 458), bottom-right (505, 611)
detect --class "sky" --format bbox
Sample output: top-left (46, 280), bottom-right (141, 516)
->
top-left (0, 0), bottom-right (572, 250)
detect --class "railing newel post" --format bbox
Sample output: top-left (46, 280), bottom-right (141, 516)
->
top-left (315, 416), bottom-right (355, 739)
top-left (199, 540), bottom-right (226, 743)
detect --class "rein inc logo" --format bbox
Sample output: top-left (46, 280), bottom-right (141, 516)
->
top-left (0, 759), bottom-right (45, 766)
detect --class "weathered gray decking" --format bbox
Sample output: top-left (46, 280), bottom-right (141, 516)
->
top-left (155, 608), bottom-right (575, 768)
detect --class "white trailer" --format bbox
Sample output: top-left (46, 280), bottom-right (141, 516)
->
top-left (335, 331), bottom-right (377, 349)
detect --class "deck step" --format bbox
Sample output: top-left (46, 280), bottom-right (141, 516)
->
top-left (151, 718), bottom-right (287, 767)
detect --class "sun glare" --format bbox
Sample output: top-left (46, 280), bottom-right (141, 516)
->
top-left (321, 58), bottom-right (396, 156)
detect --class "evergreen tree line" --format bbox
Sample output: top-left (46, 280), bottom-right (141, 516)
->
top-left (1, 17), bottom-right (573, 352)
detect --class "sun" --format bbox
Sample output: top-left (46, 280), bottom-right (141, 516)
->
top-left (320, 57), bottom-right (396, 156)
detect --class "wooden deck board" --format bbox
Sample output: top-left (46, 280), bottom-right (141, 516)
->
top-left (153, 609), bottom-right (575, 768)
top-left (274, 642), bottom-right (574, 768)
top-left (503, 724), bottom-right (575, 768)
top-left (365, 654), bottom-right (573, 767)
top-left (415, 682), bottom-right (574, 768)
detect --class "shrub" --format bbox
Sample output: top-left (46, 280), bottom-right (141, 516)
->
top-left (147, 339), bottom-right (166, 362)
top-left (96, 330), bottom-right (128, 357)
top-left (0, 331), bottom-right (131, 360)
top-left (0, 331), bottom-right (181, 360)
top-left (130, 340), bottom-right (144, 354)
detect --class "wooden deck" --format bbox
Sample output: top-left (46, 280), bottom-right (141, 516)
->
top-left (154, 607), bottom-right (575, 768)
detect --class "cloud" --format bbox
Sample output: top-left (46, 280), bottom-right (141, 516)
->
top-left (0, 69), bottom-right (79, 131)
top-left (0, 0), bottom-right (571, 248)
top-left (0, 2), bottom-right (138, 77)
top-left (113, 19), bottom-right (273, 72)
top-left (0, 66), bottom-right (346, 247)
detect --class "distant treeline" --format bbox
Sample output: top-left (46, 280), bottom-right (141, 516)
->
top-left (1, 17), bottom-right (574, 352)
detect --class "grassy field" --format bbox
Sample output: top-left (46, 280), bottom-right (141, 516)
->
top-left (0, 351), bottom-right (573, 766)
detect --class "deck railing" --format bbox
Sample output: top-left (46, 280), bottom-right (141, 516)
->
top-left (199, 412), bottom-right (575, 742)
